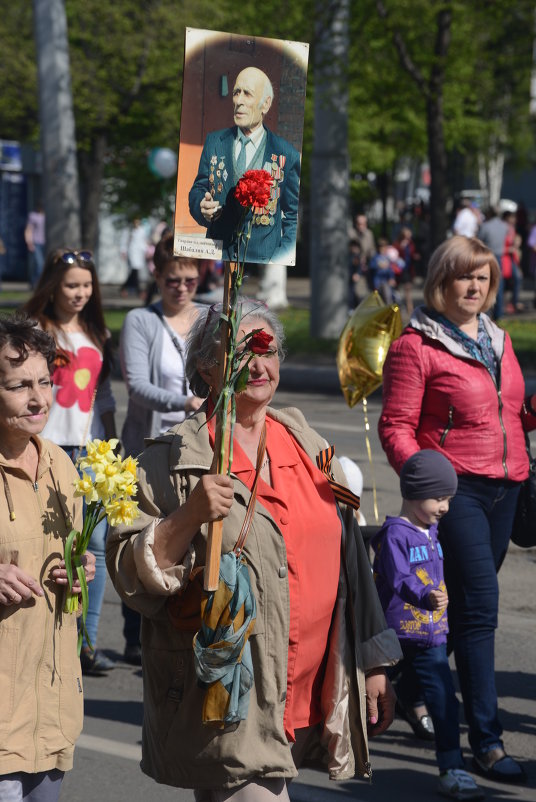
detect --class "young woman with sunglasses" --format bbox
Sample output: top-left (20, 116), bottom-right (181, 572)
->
top-left (24, 249), bottom-right (118, 675)
top-left (118, 233), bottom-right (203, 663)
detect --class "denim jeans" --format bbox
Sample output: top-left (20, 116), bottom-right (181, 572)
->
top-left (398, 643), bottom-right (463, 772)
top-left (439, 474), bottom-right (520, 756)
top-left (62, 446), bottom-right (108, 649)
top-left (0, 769), bottom-right (64, 802)
top-left (29, 243), bottom-right (45, 288)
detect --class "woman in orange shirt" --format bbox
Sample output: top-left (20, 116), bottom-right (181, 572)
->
top-left (107, 299), bottom-right (401, 800)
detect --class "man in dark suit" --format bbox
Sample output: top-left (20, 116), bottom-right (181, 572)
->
top-left (188, 67), bottom-right (300, 265)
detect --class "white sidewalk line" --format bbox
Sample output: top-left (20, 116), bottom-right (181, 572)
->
top-left (77, 733), bottom-right (141, 762)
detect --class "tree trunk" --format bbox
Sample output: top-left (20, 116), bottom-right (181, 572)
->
top-left (427, 8), bottom-right (451, 250)
top-left (427, 93), bottom-right (449, 250)
top-left (478, 151), bottom-right (505, 207)
top-left (310, 0), bottom-right (350, 338)
top-left (376, 1), bottom-right (451, 251)
top-left (33, 0), bottom-right (80, 250)
top-left (79, 132), bottom-right (107, 252)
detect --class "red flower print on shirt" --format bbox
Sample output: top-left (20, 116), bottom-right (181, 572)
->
top-left (52, 347), bottom-right (102, 411)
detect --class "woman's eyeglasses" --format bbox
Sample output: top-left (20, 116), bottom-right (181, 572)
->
top-left (60, 250), bottom-right (93, 265)
top-left (164, 277), bottom-right (198, 290)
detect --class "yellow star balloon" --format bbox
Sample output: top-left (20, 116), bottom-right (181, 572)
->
top-left (337, 291), bottom-right (402, 407)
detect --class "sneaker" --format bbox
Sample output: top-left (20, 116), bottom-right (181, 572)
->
top-left (80, 647), bottom-right (115, 676)
top-left (438, 769), bottom-right (484, 800)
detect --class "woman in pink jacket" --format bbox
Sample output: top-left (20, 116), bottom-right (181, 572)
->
top-left (379, 235), bottom-right (536, 786)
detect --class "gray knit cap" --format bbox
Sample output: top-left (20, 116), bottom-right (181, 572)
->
top-left (400, 450), bottom-right (458, 500)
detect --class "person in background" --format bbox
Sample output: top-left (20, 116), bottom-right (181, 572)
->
top-left (118, 232), bottom-right (203, 664)
top-left (501, 211), bottom-right (523, 314)
top-left (393, 226), bottom-right (417, 315)
top-left (353, 213), bottom-right (377, 290)
top-left (379, 235), bottom-right (535, 785)
top-left (453, 199), bottom-right (480, 239)
top-left (23, 249), bottom-right (118, 676)
top-left (372, 450), bottom-right (484, 800)
top-left (527, 218), bottom-right (536, 309)
top-left (369, 239), bottom-right (402, 305)
top-left (120, 218), bottom-right (149, 299)
top-left (348, 239), bottom-right (364, 309)
top-left (24, 203), bottom-right (46, 288)
top-left (0, 314), bottom-right (95, 802)
top-left (107, 299), bottom-right (401, 799)
top-left (144, 221), bottom-right (170, 308)
top-left (478, 207), bottom-right (509, 320)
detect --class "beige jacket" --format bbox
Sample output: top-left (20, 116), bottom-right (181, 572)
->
top-left (0, 437), bottom-right (83, 775)
top-left (106, 407), bottom-right (401, 790)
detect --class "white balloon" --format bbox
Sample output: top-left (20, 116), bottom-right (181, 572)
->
top-left (153, 148), bottom-right (177, 178)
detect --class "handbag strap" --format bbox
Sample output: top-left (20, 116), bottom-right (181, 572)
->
top-left (151, 306), bottom-right (187, 394)
top-left (233, 423), bottom-right (267, 557)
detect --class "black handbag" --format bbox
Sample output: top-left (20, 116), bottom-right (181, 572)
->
top-left (510, 437), bottom-right (536, 548)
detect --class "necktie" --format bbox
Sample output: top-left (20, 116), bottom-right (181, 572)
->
top-left (236, 132), bottom-right (251, 176)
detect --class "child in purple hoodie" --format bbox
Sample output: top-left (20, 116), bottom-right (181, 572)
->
top-left (372, 450), bottom-right (484, 800)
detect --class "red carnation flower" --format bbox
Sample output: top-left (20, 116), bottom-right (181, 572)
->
top-left (234, 169), bottom-right (273, 209)
top-left (248, 330), bottom-right (273, 355)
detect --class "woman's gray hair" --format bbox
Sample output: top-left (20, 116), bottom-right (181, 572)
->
top-left (186, 298), bottom-right (285, 398)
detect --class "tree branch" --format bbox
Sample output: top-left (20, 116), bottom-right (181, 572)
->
top-left (375, 0), bottom-right (428, 97)
top-left (429, 7), bottom-right (452, 100)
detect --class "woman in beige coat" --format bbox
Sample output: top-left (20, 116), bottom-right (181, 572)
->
top-left (0, 315), bottom-right (95, 802)
top-left (107, 300), bottom-right (401, 801)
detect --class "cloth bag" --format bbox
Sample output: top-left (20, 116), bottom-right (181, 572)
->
top-left (167, 426), bottom-right (266, 726)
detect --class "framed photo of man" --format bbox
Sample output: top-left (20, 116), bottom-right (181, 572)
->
top-left (174, 28), bottom-right (309, 266)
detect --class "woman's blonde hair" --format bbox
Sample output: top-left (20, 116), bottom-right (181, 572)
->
top-left (423, 236), bottom-right (501, 313)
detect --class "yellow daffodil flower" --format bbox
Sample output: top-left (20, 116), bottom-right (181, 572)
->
top-left (121, 456), bottom-right (138, 479)
top-left (116, 476), bottom-right (138, 497)
top-left (105, 498), bottom-right (140, 527)
top-left (74, 472), bottom-right (99, 504)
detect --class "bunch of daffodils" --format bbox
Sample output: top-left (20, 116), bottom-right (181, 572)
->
top-left (64, 439), bottom-right (139, 653)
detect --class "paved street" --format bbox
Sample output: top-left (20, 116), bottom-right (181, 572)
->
top-left (59, 371), bottom-right (536, 802)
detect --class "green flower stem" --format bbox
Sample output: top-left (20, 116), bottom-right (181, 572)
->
top-left (212, 210), bottom-right (255, 478)
top-left (63, 499), bottom-right (104, 655)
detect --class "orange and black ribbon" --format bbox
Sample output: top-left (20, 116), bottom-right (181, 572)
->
top-left (316, 446), bottom-right (361, 511)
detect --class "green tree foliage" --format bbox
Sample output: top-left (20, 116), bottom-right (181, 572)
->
top-left (347, 0), bottom-right (534, 241)
top-left (1, 1), bottom-right (534, 249)
top-left (0, 4), bottom-right (38, 144)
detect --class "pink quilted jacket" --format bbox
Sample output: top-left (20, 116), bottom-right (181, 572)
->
top-left (378, 308), bottom-right (536, 481)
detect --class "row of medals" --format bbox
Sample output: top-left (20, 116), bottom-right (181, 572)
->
top-left (253, 155), bottom-right (286, 226)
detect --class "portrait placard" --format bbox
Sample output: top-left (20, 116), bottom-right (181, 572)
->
top-left (174, 28), bottom-right (309, 266)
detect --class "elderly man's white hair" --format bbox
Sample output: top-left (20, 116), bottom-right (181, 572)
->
top-left (259, 75), bottom-right (274, 108)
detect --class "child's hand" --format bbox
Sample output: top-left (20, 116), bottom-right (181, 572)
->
top-left (428, 589), bottom-right (448, 611)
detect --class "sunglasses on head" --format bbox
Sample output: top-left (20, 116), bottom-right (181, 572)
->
top-left (60, 250), bottom-right (93, 265)
top-left (164, 276), bottom-right (198, 289)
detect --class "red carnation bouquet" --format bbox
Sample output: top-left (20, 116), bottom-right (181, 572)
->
top-left (233, 169), bottom-right (273, 267)
top-left (234, 169), bottom-right (273, 209)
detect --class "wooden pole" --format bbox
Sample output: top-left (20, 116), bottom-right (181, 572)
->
top-left (203, 261), bottom-right (237, 591)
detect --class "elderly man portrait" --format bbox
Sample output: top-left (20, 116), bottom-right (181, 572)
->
top-left (188, 66), bottom-right (300, 265)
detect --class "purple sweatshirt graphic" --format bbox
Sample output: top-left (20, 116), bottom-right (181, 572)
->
top-left (371, 516), bottom-right (448, 647)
